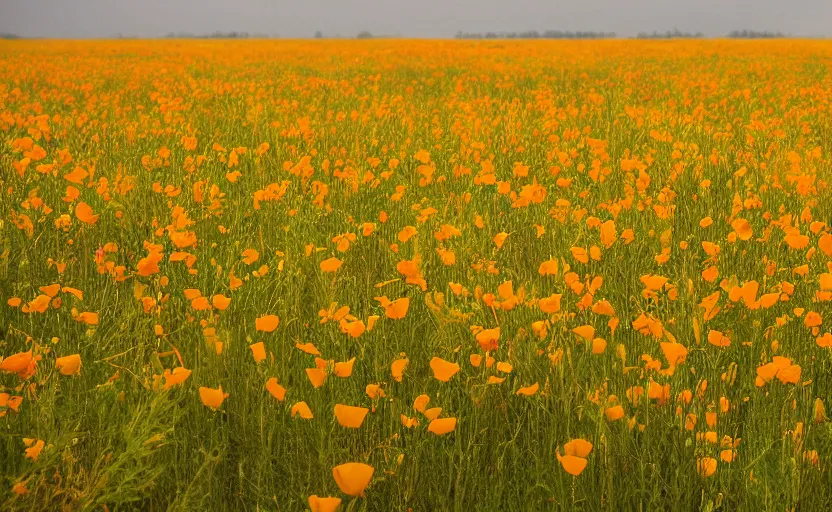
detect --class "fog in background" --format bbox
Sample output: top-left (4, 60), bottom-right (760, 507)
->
top-left (1, 0), bottom-right (830, 38)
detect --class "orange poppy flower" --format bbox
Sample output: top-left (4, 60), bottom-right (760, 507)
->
top-left (249, 342), bottom-right (266, 363)
top-left (707, 330), bottom-right (731, 348)
top-left (333, 357), bottom-right (355, 377)
top-left (255, 315), bottom-right (280, 332)
top-left (563, 439), bottom-right (593, 458)
top-left (212, 294), bottom-right (231, 310)
top-left (731, 218), bottom-right (753, 240)
top-left (428, 417), bottom-right (457, 435)
top-left (332, 462), bottom-right (374, 497)
top-left (516, 383), bottom-right (539, 396)
top-left (391, 357), bottom-right (408, 382)
top-left (384, 297), bottom-right (410, 319)
top-left (539, 294), bottom-right (562, 314)
top-left (413, 394), bottom-right (430, 413)
top-left (320, 257), bottom-right (343, 273)
top-left (199, 386), bottom-right (229, 410)
top-left (163, 367), bottom-right (191, 390)
top-left (424, 407), bottom-right (443, 421)
top-left (308, 495), bottom-right (342, 512)
top-left (0, 351), bottom-right (33, 374)
top-left (605, 405), bottom-right (625, 421)
top-left (291, 401), bottom-right (313, 419)
top-left (241, 248), bottom-right (259, 264)
top-left (475, 327), bottom-right (500, 352)
top-left (557, 453), bottom-right (587, 476)
top-left (334, 404), bottom-right (369, 428)
top-left (696, 457), bottom-right (717, 477)
top-left (265, 377), bottom-right (287, 401)
top-left (365, 384), bottom-right (385, 399)
top-left (296, 342), bottom-right (321, 355)
top-left (572, 325), bottom-right (595, 341)
top-left (23, 438), bottom-right (45, 461)
top-left (55, 354), bottom-right (81, 376)
top-left (306, 368), bottom-right (327, 389)
top-left (430, 357), bottom-right (460, 382)
top-left (75, 202), bottom-right (99, 224)
top-left (538, 259), bottom-right (559, 276)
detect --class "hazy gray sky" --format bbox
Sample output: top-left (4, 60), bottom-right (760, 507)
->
top-left (1, 0), bottom-right (830, 38)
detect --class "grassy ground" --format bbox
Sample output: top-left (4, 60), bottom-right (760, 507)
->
top-left (1, 39), bottom-right (832, 511)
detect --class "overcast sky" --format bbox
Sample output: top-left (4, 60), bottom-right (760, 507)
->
top-left (1, 0), bottom-right (830, 38)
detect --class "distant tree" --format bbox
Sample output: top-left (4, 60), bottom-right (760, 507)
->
top-left (456, 30), bottom-right (615, 40)
top-left (635, 29), bottom-right (704, 39)
top-left (0, 33), bottom-right (21, 39)
top-left (356, 31), bottom-right (373, 39)
top-left (727, 30), bottom-right (786, 38)
top-left (314, 31), bottom-right (323, 39)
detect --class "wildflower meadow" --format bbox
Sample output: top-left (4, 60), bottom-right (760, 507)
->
top-left (1, 39), bottom-right (832, 510)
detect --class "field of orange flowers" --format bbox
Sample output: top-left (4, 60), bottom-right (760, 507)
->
top-left (1, 39), bottom-right (832, 510)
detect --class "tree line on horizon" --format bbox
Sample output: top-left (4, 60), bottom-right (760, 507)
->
top-left (453, 29), bottom-right (789, 39)
top-left (0, 29), bottom-right (794, 40)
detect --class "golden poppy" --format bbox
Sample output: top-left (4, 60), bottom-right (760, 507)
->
top-left (75, 202), bottom-right (99, 224)
top-left (320, 257), bottom-right (343, 273)
top-left (430, 357), bottom-right (460, 382)
top-left (424, 407), bottom-right (443, 421)
top-left (55, 354), bottom-right (81, 376)
top-left (496, 361), bottom-right (512, 373)
top-left (23, 438), bottom-right (45, 461)
top-left (291, 401), bottom-right (313, 419)
top-left (333, 357), bottom-right (355, 377)
top-left (308, 495), bottom-right (342, 512)
top-left (241, 248), bottom-right (259, 264)
top-left (334, 404), bottom-right (369, 428)
top-left (572, 325), bottom-right (595, 341)
top-left (306, 368), bottom-right (327, 388)
top-left (212, 294), bottom-right (231, 310)
top-left (707, 330), bottom-right (731, 348)
top-left (696, 457), bottom-right (717, 477)
top-left (184, 288), bottom-right (202, 300)
top-left (255, 315), bottom-right (280, 332)
top-left (493, 232), bottom-right (509, 248)
top-left (391, 357), bottom-right (408, 382)
top-left (199, 386), bottom-right (229, 410)
top-left (564, 439), bottom-right (593, 458)
top-left (516, 383), bottom-right (539, 396)
top-left (409, 394), bottom-right (428, 413)
top-left (332, 463), bottom-right (374, 497)
top-left (191, 297), bottom-right (210, 310)
top-left (163, 367), bottom-right (191, 389)
top-left (401, 414), bottom-right (420, 428)
top-left (539, 294), bottom-right (562, 314)
top-left (40, 284), bottom-right (61, 297)
top-left (538, 259), bottom-right (559, 276)
top-left (365, 384), bottom-right (385, 399)
top-left (605, 405), bottom-right (625, 421)
top-left (427, 417), bottom-right (457, 435)
top-left (0, 351), bottom-right (33, 374)
top-left (731, 218), bottom-right (753, 240)
top-left (475, 327), bottom-right (500, 352)
top-left (341, 319), bottom-right (366, 338)
top-left (384, 297), bottom-right (410, 319)
top-left (265, 377), bottom-right (286, 401)
top-left (249, 342), bottom-right (266, 363)
top-left (296, 342), bottom-right (321, 356)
